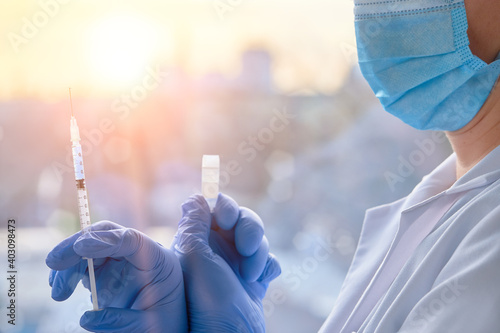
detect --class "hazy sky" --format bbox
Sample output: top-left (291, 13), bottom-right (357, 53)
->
top-left (0, 0), bottom-right (356, 100)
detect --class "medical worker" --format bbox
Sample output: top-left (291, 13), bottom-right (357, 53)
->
top-left (46, 0), bottom-right (500, 331)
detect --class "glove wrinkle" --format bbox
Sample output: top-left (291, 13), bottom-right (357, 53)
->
top-left (174, 193), bottom-right (281, 333)
top-left (48, 221), bottom-right (188, 332)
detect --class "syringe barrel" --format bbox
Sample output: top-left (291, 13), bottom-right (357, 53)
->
top-left (76, 187), bottom-right (91, 230)
top-left (72, 144), bottom-right (85, 180)
top-left (71, 140), bottom-right (91, 230)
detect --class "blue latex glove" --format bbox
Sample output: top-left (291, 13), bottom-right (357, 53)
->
top-left (172, 194), bottom-right (281, 332)
top-left (46, 221), bottom-right (187, 333)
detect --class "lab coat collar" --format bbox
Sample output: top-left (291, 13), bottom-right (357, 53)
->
top-left (402, 153), bottom-right (456, 210)
top-left (403, 144), bottom-right (500, 211)
top-left (448, 144), bottom-right (500, 194)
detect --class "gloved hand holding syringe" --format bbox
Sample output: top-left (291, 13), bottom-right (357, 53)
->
top-left (69, 88), bottom-right (99, 311)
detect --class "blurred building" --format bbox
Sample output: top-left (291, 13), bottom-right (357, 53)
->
top-left (237, 49), bottom-right (273, 93)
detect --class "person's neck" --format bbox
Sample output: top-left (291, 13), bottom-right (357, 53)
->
top-left (446, 79), bottom-right (500, 179)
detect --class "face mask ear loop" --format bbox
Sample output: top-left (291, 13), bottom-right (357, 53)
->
top-left (494, 76), bottom-right (500, 91)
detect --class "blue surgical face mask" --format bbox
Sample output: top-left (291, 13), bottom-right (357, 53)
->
top-left (354, 0), bottom-right (500, 131)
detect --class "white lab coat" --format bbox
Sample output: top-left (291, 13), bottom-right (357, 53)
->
top-left (320, 145), bottom-right (500, 333)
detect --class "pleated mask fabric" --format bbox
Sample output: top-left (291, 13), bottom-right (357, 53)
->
top-left (354, 0), bottom-right (500, 131)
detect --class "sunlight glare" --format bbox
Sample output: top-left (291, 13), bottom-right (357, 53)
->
top-left (86, 14), bottom-right (159, 86)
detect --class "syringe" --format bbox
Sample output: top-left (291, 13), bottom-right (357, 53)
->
top-left (69, 88), bottom-right (99, 311)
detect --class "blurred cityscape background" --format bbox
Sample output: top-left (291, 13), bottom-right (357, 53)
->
top-left (0, 1), bottom-right (453, 332)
